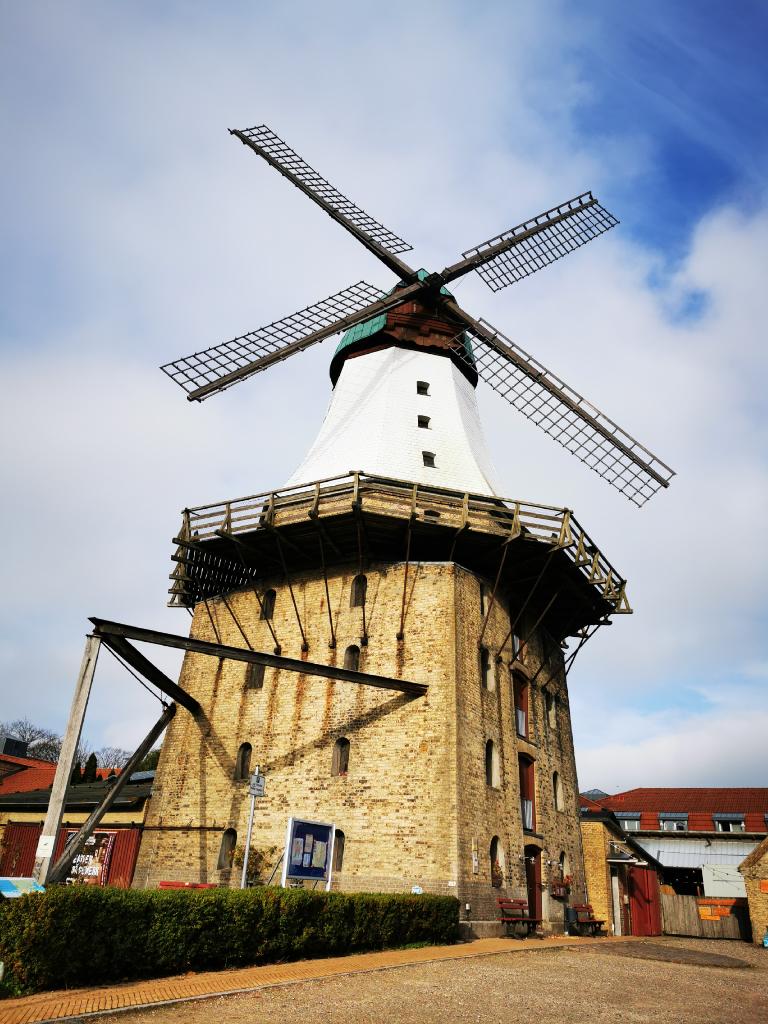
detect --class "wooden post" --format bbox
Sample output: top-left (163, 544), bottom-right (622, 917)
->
top-left (33, 634), bottom-right (101, 884)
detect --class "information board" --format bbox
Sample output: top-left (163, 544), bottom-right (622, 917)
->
top-left (280, 817), bottom-right (335, 889)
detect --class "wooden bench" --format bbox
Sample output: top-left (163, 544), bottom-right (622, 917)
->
top-left (498, 897), bottom-right (542, 938)
top-left (569, 903), bottom-right (606, 936)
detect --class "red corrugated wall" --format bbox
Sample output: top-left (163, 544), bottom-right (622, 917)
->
top-left (0, 823), bottom-right (42, 875)
top-left (0, 823), bottom-right (141, 886)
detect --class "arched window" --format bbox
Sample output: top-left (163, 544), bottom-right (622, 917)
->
top-left (422, 451), bottom-right (436, 468)
top-left (485, 739), bottom-right (500, 788)
top-left (351, 574), bottom-right (367, 608)
top-left (234, 742), bottom-right (252, 780)
top-left (418, 414), bottom-right (431, 429)
top-left (553, 771), bottom-right (564, 811)
top-left (545, 690), bottom-right (557, 728)
top-left (490, 835), bottom-right (505, 888)
top-left (513, 673), bottom-right (528, 738)
top-left (344, 644), bottom-right (360, 671)
top-left (332, 737), bottom-right (350, 776)
top-left (479, 646), bottom-right (492, 690)
top-left (333, 829), bottom-right (346, 872)
top-left (416, 380), bottom-right (430, 395)
top-left (246, 663), bottom-right (265, 689)
top-left (559, 851), bottom-right (570, 880)
top-left (260, 589), bottom-right (276, 620)
top-left (217, 828), bottom-right (237, 870)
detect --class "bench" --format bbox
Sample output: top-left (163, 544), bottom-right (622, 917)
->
top-left (569, 903), bottom-right (606, 936)
top-left (498, 897), bottom-right (542, 938)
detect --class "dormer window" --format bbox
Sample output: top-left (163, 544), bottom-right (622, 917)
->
top-left (659, 812), bottom-right (688, 832)
top-left (422, 451), bottom-right (436, 468)
top-left (418, 415), bottom-right (431, 428)
top-left (416, 381), bottom-right (430, 395)
top-left (617, 813), bottom-right (641, 832)
top-left (714, 814), bottom-right (745, 833)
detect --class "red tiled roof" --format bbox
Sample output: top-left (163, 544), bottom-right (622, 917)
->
top-left (0, 765), bottom-right (56, 793)
top-left (0, 753), bottom-right (56, 769)
top-left (593, 788), bottom-right (768, 814)
top-left (0, 755), bottom-right (119, 794)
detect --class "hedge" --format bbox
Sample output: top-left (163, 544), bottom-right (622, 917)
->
top-left (0, 887), bottom-right (459, 994)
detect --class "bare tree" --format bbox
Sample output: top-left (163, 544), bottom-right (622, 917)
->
top-left (0, 718), bottom-right (93, 765)
top-left (0, 718), bottom-right (60, 762)
top-left (94, 746), bottom-right (132, 770)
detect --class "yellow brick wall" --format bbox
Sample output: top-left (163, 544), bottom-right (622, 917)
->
top-left (580, 819), bottom-right (613, 929)
top-left (134, 559), bottom-right (586, 933)
top-left (741, 845), bottom-right (768, 945)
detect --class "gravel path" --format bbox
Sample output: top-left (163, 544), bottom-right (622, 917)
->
top-left (90, 939), bottom-right (767, 1024)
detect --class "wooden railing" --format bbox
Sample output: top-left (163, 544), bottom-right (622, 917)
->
top-left (169, 471), bottom-right (630, 615)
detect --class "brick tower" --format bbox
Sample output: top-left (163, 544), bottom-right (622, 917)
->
top-left (133, 300), bottom-right (630, 935)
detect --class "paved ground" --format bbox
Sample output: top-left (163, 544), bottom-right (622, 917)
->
top-left (1, 936), bottom-right (765, 1024)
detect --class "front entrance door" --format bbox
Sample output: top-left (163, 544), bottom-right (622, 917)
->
top-left (524, 845), bottom-right (541, 921)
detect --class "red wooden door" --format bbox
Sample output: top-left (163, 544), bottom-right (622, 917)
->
top-left (524, 845), bottom-right (542, 920)
top-left (627, 866), bottom-right (661, 936)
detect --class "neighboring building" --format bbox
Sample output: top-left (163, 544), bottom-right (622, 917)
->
top-left (580, 808), bottom-right (662, 936)
top-left (582, 788), bottom-right (768, 898)
top-left (0, 739), bottom-right (57, 795)
top-left (739, 837), bottom-right (768, 946)
top-left (0, 775), bottom-right (152, 886)
top-left (133, 300), bottom-right (631, 936)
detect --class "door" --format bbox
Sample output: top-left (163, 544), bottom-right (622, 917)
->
top-left (627, 865), bottom-right (662, 936)
top-left (611, 869), bottom-right (622, 935)
top-left (524, 845), bottom-right (541, 920)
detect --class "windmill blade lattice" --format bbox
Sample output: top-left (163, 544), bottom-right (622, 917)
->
top-left (458, 317), bottom-right (675, 506)
top-left (161, 281), bottom-right (386, 398)
top-left (234, 126), bottom-right (413, 260)
top-left (457, 193), bottom-right (618, 292)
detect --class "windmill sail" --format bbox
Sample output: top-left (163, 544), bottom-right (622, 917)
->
top-left (446, 193), bottom-right (618, 292)
top-left (161, 281), bottom-right (389, 400)
top-left (445, 305), bottom-right (674, 506)
top-left (232, 126), bottom-right (413, 276)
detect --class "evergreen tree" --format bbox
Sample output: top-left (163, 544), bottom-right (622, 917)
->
top-left (70, 761), bottom-right (82, 785)
top-left (82, 752), bottom-right (98, 783)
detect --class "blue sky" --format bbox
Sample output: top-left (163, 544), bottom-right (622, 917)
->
top-left (1, 1), bottom-right (766, 789)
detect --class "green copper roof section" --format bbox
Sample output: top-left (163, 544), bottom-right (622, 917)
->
top-left (334, 270), bottom-right (475, 365)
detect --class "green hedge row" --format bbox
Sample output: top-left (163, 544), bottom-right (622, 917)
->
top-left (0, 886), bottom-right (459, 994)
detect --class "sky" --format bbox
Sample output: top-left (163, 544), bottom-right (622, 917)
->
top-left (1, 0), bottom-right (766, 793)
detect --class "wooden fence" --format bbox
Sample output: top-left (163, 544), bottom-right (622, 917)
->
top-left (660, 894), bottom-right (749, 940)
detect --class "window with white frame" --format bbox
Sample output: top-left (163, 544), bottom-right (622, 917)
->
top-left (618, 817), bottom-right (641, 832)
top-left (714, 815), bottom-right (745, 833)
top-left (660, 816), bottom-right (688, 832)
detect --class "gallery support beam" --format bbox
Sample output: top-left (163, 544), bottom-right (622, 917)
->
top-left (99, 633), bottom-right (202, 715)
top-left (89, 618), bottom-right (428, 697)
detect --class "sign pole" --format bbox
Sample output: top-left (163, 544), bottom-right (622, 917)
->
top-left (241, 766), bottom-right (265, 889)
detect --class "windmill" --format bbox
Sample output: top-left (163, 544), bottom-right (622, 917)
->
top-left (162, 125), bottom-right (674, 507)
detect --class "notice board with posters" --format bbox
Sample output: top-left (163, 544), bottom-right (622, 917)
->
top-left (281, 817), bottom-right (335, 890)
top-left (65, 830), bottom-right (116, 886)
